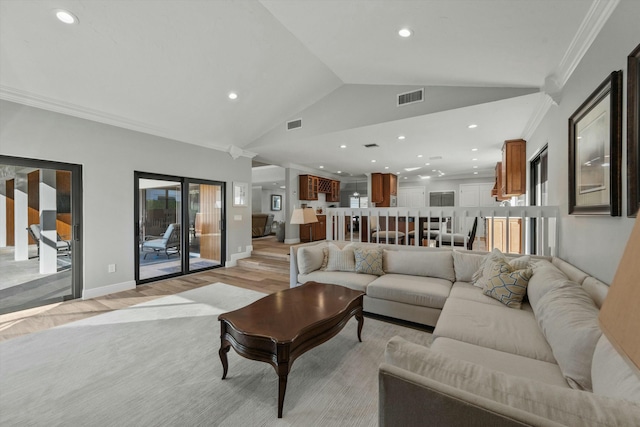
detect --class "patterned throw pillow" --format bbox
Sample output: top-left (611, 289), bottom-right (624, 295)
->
top-left (323, 246), bottom-right (356, 272)
top-left (482, 260), bottom-right (533, 309)
top-left (472, 248), bottom-right (530, 288)
top-left (354, 247), bottom-right (385, 276)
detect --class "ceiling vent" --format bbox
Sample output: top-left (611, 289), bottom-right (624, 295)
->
top-left (286, 119), bottom-right (302, 130)
top-left (364, 143), bottom-right (379, 148)
top-left (397, 88), bottom-right (424, 106)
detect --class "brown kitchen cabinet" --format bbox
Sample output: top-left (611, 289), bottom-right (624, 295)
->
top-left (492, 162), bottom-right (510, 201)
top-left (300, 214), bottom-right (326, 242)
top-left (486, 217), bottom-right (522, 254)
top-left (327, 180), bottom-right (340, 202)
top-left (299, 175), bottom-right (319, 200)
top-left (371, 173), bottom-right (397, 207)
top-left (501, 139), bottom-right (526, 196)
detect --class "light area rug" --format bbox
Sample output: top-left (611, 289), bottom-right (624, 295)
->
top-left (0, 283), bottom-right (432, 426)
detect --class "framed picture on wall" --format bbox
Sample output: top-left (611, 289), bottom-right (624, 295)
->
top-left (232, 182), bottom-right (248, 207)
top-left (568, 70), bottom-right (622, 216)
top-left (628, 43), bottom-right (640, 217)
top-left (271, 194), bottom-right (282, 211)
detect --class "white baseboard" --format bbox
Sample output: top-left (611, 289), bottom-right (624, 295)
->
top-left (284, 238), bottom-right (300, 244)
top-left (83, 280), bottom-right (136, 300)
top-left (227, 248), bottom-right (252, 267)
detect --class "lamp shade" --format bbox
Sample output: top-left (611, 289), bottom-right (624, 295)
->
top-left (290, 207), bottom-right (318, 225)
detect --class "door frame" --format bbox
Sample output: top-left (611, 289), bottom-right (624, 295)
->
top-left (0, 154), bottom-right (83, 305)
top-left (134, 171), bottom-right (226, 285)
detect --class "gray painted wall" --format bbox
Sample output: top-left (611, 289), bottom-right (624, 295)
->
top-left (526, 0), bottom-right (638, 283)
top-left (0, 100), bottom-right (252, 294)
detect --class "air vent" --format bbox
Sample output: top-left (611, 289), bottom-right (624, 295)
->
top-left (287, 119), bottom-right (302, 130)
top-left (397, 88), bottom-right (424, 106)
top-left (364, 143), bottom-right (379, 148)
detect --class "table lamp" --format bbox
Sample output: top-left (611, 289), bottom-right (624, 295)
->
top-left (290, 207), bottom-right (319, 242)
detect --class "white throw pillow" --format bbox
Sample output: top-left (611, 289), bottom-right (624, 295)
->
top-left (297, 244), bottom-right (327, 274)
top-left (323, 246), bottom-right (356, 272)
top-left (535, 282), bottom-right (601, 391)
top-left (452, 250), bottom-right (486, 282)
top-left (383, 249), bottom-right (455, 282)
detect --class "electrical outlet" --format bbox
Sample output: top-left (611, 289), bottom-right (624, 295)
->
top-left (108, 264), bottom-right (116, 273)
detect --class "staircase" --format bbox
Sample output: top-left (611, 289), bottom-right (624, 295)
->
top-left (236, 248), bottom-right (290, 274)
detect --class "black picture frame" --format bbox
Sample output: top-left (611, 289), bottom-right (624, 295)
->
top-left (271, 194), bottom-right (282, 211)
top-left (627, 43), bottom-right (640, 217)
top-left (568, 70), bottom-right (622, 216)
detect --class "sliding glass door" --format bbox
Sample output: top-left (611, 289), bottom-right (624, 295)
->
top-left (0, 155), bottom-right (82, 315)
top-left (135, 172), bottom-right (224, 284)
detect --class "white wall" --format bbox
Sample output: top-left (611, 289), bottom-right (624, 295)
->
top-left (0, 100), bottom-right (252, 295)
top-left (526, 0), bottom-right (638, 283)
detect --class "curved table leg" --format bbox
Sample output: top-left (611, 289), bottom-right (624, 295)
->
top-left (219, 341), bottom-right (231, 379)
top-left (278, 374), bottom-right (288, 418)
top-left (356, 309), bottom-right (364, 342)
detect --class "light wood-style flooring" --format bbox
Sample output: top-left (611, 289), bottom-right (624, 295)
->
top-left (0, 236), bottom-right (292, 343)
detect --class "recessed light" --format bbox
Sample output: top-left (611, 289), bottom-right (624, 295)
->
top-left (340, 144), bottom-right (347, 148)
top-left (397, 135), bottom-right (405, 140)
top-left (280, 186), bottom-right (286, 189)
top-left (54, 9), bottom-right (78, 24)
top-left (473, 172), bottom-right (478, 175)
top-left (384, 166), bottom-right (389, 169)
top-left (319, 165), bottom-right (324, 169)
top-left (228, 92), bottom-right (238, 100)
top-left (468, 124), bottom-right (478, 129)
top-left (398, 28), bottom-right (413, 38)
top-left (472, 158), bottom-right (478, 161)
top-left (371, 160), bottom-right (376, 163)
top-left (471, 148), bottom-right (478, 151)
top-left (404, 177), bottom-right (408, 179)
top-left (417, 154), bottom-right (423, 158)
top-left (425, 163), bottom-right (430, 166)
top-left (473, 166), bottom-right (478, 169)
top-left (432, 169), bottom-right (436, 172)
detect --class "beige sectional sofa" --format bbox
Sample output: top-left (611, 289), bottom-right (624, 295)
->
top-left (289, 240), bottom-right (640, 426)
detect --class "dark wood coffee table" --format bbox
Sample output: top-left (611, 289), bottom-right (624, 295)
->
top-left (218, 281), bottom-right (365, 418)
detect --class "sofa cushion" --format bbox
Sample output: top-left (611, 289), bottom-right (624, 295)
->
top-left (551, 257), bottom-right (589, 285)
top-left (449, 282), bottom-right (536, 312)
top-left (385, 337), bottom-right (640, 427)
top-left (383, 249), bottom-right (455, 282)
top-left (527, 260), bottom-right (575, 312)
top-left (592, 334), bottom-right (640, 403)
top-left (430, 337), bottom-right (569, 388)
top-left (582, 276), bottom-right (609, 309)
top-left (366, 274), bottom-right (452, 310)
top-left (481, 260), bottom-right (532, 309)
top-left (452, 250), bottom-right (485, 282)
top-left (534, 282), bottom-right (601, 391)
top-left (434, 298), bottom-right (555, 363)
top-left (354, 246), bottom-right (384, 276)
top-left (297, 243), bottom-right (328, 274)
top-left (298, 271), bottom-right (376, 292)
top-left (323, 245), bottom-right (355, 272)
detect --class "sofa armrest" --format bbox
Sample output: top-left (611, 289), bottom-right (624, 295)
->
top-left (379, 363), bottom-right (557, 427)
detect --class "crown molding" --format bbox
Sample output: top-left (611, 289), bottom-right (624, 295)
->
top-left (555, 0), bottom-right (620, 87)
top-left (0, 85), bottom-right (256, 160)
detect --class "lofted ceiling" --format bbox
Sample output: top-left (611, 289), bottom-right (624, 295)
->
top-left (0, 0), bottom-right (609, 186)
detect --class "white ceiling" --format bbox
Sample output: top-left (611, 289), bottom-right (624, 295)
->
top-left (0, 0), bottom-right (606, 186)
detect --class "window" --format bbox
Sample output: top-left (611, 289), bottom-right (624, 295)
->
top-left (429, 191), bottom-right (455, 207)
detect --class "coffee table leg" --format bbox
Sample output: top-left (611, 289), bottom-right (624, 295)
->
top-left (356, 309), bottom-right (364, 342)
top-left (219, 341), bottom-right (230, 379)
top-left (278, 374), bottom-right (288, 418)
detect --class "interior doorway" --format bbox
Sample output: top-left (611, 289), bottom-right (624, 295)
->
top-left (135, 172), bottom-right (225, 284)
top-left (0, 155), bottom-right (83, 315)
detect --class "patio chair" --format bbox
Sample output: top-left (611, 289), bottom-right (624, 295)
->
top-left (141, 223), bottom-right (181, 259)
top-left (27, 223), bottom-right (71, 257)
